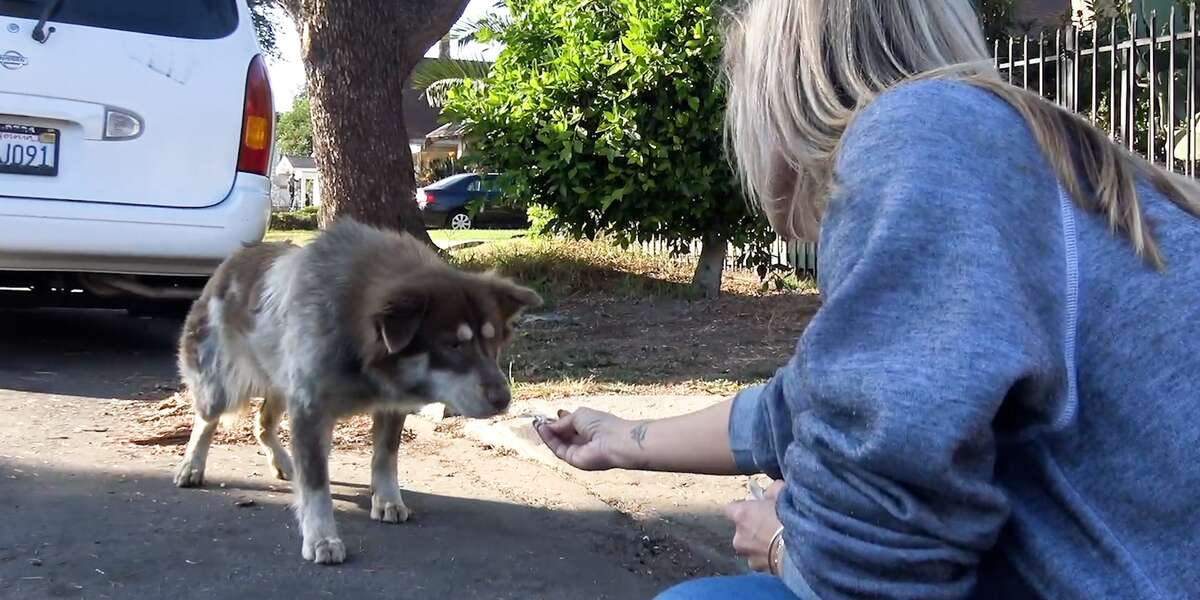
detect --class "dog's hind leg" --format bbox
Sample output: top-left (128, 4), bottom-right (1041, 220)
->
top-left (290, 405), bottom-right (344, 564)
top-left (370, 410), bottom-right (411, 524)
top-left (174, 412), bottom-right (220, 488)
top-left (255, 393), bottom-right (294, 481)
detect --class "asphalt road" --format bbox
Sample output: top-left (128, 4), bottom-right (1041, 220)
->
top-left (0, 308), bottom-right (712, 600)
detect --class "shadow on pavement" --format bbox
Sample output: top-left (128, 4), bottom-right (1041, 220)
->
top-left (0, 459), bottom-right (673, 600)
top-left (0, 308), bottom-right (180, 401)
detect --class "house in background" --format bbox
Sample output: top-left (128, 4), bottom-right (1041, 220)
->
top-left (404, 70), bottom-right (447, 171)
top-left (422, 122), bottom-right (467, 165)
top-left (407, 55), bottom-right (493, 171)
top-left (275, 154), bottom-right (320, 209)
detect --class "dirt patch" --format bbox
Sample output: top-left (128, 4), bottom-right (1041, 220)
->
top-left (507, 291), bottom-right (821, 400)
top-left (113, 393), bottom-right (419, 454)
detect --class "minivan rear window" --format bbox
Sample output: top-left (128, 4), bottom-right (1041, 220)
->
top-left (0, 0), bottom-right (239, 40)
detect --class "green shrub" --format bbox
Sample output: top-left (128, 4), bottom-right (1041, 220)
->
top-left (417, 157), bottom-right (470, 186)
top-left (525, 204), bottom-right (556, 237)
top-left (270, 205), bottom-right (319, 230)
top-left (443, 0), bottom-right (777, 276)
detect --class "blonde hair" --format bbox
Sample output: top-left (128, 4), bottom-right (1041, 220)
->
top-left (723, 0), bottom-right (1200, 267)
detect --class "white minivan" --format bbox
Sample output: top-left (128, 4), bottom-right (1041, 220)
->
top-left (0, 0), bottom-right (273, 311)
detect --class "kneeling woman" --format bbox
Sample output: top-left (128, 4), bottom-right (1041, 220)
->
top-left (536, 0), bottom-right (1200, 598)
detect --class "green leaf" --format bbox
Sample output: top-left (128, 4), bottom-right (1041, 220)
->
top-left (443, 0), bottom-right (779, 276)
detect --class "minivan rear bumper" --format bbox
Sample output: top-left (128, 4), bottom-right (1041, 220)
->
top-left (0, 173), bottom-right (270, 276)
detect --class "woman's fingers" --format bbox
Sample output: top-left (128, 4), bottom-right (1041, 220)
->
top-left (534, 420), bottom-right (570, 455)
top-left (534, 407), bottom-right (627, 471)
top-left (765, 479), bottom-right (786, 499)
top-left (543, 412), bottom-right (578, 437)
top-left (729, 518), bottom-right (771, 572)
top-left (724, 498), bottom-right (782, 573)
top-left (534, 413), bottom-right (598, 470)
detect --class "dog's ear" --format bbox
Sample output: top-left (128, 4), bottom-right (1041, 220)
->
top-left (490, 277), bottom-right (542, 321)
top-left (374, 290), bottom-right (427, 355)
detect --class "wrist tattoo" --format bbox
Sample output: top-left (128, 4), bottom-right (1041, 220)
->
top-left (630, 422), bottom-right (648, 450)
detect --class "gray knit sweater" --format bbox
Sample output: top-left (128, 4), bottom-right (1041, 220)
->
top-left (729, 80), bottom-right (1200, 600)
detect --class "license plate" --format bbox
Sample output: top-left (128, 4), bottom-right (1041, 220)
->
top-left (0, 123), bottom-right (59, 176)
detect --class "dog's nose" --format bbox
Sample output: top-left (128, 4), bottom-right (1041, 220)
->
top-left (486, 385), bottom-right (511, 413)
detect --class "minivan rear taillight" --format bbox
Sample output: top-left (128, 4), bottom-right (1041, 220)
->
top-left (237, 55), bottom-right (274, 176)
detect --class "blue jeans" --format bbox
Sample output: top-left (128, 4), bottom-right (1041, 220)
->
top-left (655, 574), bottom-right (801, 600)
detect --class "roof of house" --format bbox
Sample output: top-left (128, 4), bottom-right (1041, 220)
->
top-left (403, 85), bottom-right (441, 141)
top-left (284, 155), bottom-right (316, 170)
top-left (426, 121), bottom-right (466, 141)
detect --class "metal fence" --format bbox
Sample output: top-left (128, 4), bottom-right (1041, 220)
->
top-left (632, 7), bottom-right (1200, 282)
top-left (635, 237), bottom-right (819, 278)
top-left (994, 5), bottom-right (1200, 173)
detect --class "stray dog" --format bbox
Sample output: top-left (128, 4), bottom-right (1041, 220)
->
top-left (172, 219), bottom-right (541, 564)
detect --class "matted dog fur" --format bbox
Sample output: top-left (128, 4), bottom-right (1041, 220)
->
top-left (173, 219), bottom-right (541, 564)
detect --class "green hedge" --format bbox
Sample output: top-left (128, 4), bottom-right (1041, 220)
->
top-left (270, 205), bottom-right (319, 230)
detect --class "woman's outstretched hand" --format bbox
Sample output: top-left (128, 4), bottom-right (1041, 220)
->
top-left (533, 408), bottom-right (644, 471)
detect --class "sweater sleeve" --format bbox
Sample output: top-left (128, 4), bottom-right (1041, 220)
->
top-left (773, 81), bottom-right (1070, 600)
top-left (729, 359), bottom-right (803, 478)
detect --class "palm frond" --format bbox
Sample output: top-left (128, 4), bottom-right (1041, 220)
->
top-left (448, 0), bottom-right (511, 44)
top-left (410, 57), bottom-right (493, 91)
top-left (452, 11), bottom-right (513, 45)
top-left (421, 79), bottom-right (485, 108)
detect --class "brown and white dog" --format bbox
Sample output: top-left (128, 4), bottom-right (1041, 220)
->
top-left (172, 219), bottom-right (541, 564)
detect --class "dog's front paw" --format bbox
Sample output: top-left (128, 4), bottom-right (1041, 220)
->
top-left (173, 459), bottom-right (204, 488)
top-left (371, 493), bottom-right (411, 524)
top-left (302, 536), bottom-right (346, 565)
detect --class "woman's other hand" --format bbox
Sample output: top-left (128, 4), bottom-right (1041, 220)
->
top-left (725, 480), bottom-right (786, 572)
top-left (534, 408), bottom-right (645, 471)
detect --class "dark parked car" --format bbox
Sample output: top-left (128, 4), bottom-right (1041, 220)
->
top-left (417, 173), bottom-right (527, 230)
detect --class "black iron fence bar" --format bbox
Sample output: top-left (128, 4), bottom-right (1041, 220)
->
top-left (1072, 25), bottom-right (1081, 113)
top-left (1148, 10), bottom-right (1157, 164)
top-left (1023, 34), bottom-right (1030, 90)
top-left (1056, 29), bottom-right (1063, 105)
top-left (1091, 20), bottom-right (1099, 123)
top-left (1190, 4), bottom-right (1197, 177)
top-left (1109, 17), bottom-right (1117, 139)
top-left (1123, 10), bottom-right (1132, 152)
top-left (1008, 37), bottom-right (1015, 84)
top-left (1169, 7), bottom-right (1177, 173)
top-left (1039, 31), bottom-right (1046, 96)
top-left (995, 29), bottom-right (1200, 74)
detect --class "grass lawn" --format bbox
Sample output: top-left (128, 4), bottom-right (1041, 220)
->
top-left (264, 228), bottom-right (525, 247)
top-left (263, 229), bottom-right (318, 244)
top-left (431, 229), bottom-right (525, 245)
top-left (453, 237), bottom-right (820, 400)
